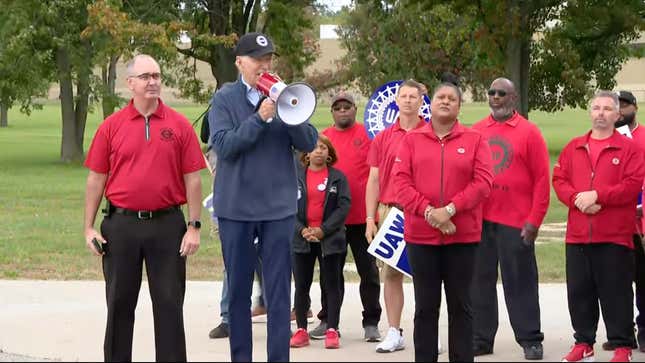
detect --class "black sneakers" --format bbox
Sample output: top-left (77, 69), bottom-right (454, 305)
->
top-left (523, 343), bottom-right (544, 360)
top-left (209, 322), bottom-right (229, 339)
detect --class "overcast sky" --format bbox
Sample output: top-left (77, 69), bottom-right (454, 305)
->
top-left (321, 0), bottom-right (352, 12)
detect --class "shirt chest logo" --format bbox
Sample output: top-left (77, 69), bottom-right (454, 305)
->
top-left (612, 157), bottom-right (620, 165)
top-left (457, 147), bottom-right (465, 154)
top-left (160, 128), bottom-right (175, 142)
top-left (488, 135), bottom-right (514, 175)
top-left (353, 138), bottom-right (363, 147)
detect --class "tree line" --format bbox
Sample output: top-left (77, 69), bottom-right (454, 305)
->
top-left (0, 0), bottom-right (642, 163)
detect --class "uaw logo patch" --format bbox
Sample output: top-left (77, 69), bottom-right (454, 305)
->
top-left (488, 135), bottom-right (513, 175)
top-left (363, 81), bottom-right (431, 140)
top-left (160, 128), bottom-right (175, 142)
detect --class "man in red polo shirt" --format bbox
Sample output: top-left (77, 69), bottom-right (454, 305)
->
top-left (470, 77), bottom-right (549, 360)
top-left (365, 80), bottom-right (427, 353)
top-left (554, 91), bottom-right (644, 363)
top-left (84, 54), bottom-right (206, 362)
top-left (320, 92), bottom-right (382, 342)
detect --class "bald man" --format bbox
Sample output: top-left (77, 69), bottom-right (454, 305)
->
top-left (470, 78), bottom-right (550, 360)
top-left (84, 54), bottom-right (206, 361)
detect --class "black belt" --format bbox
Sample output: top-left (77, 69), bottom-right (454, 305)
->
top-left (112, 205), bottom-right (180, 220)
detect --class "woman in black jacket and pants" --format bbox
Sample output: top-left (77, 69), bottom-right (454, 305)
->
top-left (290, 134), bottom-right (351, 350)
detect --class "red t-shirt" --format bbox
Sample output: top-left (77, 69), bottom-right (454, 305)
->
top-left (471, 112), bottom-right (551, 228)
top-left (306, 168), bottom-right (329, 227)
top-left (588, 136), bottom-right (611, 169)
top-left (367, 117), bottom-right (425, 205)
top-left (84, 99), bottom-right (206, 210)
top-left (322, 123), bottom-right (371, 224)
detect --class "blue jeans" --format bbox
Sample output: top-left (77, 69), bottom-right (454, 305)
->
top-left (220, 265), bottom-right (265, 325)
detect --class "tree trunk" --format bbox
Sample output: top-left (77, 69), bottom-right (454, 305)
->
top-left (74, 40), bottom-right (92, 155)
top-left (504, 1), bottom-right (530, 117)
top-left (101, 54), bottom-right (120, 119)
top-left (56, 46), bottom-right (84, 163)
top-left (211, 45), bottom-right (238, 89)
top-left (0, 104), bottom-right (7, 128)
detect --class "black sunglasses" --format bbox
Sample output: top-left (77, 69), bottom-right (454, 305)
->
top-left (487, 89), bottom-right (507, 97)
top-left (332, 104), bottom-right (353, 112)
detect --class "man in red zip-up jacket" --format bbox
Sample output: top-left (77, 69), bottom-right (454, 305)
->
top-left (553, 91), bottom-right (645, 363)
top-left (470, 78), bottom-right (549, 360)
top-left (394, 82), bottom-right (493, 362)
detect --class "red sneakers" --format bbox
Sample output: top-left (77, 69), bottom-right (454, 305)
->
top-left (562, 343), bottom-right (594, 362)
top-left (290, 328), bottom-right (310, 348)
top-left (325, 328), bottom-right (340, 349)
top-left (610, 347), bottom-right (632, 362)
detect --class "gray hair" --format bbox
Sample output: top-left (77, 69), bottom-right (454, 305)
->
top-left (591, 90), bottom-right (620, 111)
top-left (125, 54), bottom-right (158, 77)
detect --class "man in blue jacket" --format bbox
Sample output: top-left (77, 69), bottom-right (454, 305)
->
top-left (208, 32), bottom-right (318, 362)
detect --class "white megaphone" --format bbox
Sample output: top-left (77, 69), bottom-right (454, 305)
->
top-left (256, 72), bottom-right (317, 125)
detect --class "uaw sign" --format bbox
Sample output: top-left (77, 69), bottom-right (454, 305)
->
top-left (363, 80), bottom-right (432, 140)
top-left (367, 207), bottom-right (412, 277)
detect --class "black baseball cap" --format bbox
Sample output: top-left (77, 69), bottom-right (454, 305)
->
top-left (618, 91), bottom-right (637, 106)
top-left (234, 32), bottom-right (277, 58)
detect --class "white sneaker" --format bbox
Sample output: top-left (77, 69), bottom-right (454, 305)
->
top-left (376, 327), bottom-right (405, 353)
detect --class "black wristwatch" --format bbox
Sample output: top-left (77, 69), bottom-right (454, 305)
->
top-left (187, 220), bottom-right (202, 229)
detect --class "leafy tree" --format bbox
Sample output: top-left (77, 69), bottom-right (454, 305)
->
top-left (0, 1), bottom-right (52, 127)
top-left (337, 1), bottom-right (501, 100)
top-left (343, 0), bottom-right (645, 115)
top-left (172, 0), bottom-right (320, 99)
top-left (83, 0), bottom-right (180, 117)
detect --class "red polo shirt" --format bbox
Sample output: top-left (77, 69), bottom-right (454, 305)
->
top-left (85, 99), bottom-right (206, 210)
top-left (322, 123), bottom-right (371, 224)
top-left (367, 117), bottom-right (425, 205)
top-left (472, 111), bottom-right (551, 228)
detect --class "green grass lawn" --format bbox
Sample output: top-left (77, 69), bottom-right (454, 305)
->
top-left (0, 101), bottom-right (599, 281)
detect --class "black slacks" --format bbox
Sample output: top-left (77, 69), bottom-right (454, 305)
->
top-left (101, 210), bottom-right (187, 362)
top-left (566, 243), bottom-right (634, 348)
top-left (293, 244), bottom-right (345, 330)
top-left (317, 224), bottom-right (382, 327)
top-left (471, 221), bottom-right (543, 348)
top-left (407, 242), bottom-right (477, 362)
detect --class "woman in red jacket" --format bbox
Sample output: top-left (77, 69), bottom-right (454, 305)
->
top-left (393, 82), bottom-right (493, 362)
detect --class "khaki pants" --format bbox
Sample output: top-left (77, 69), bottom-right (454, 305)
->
top-left (377, 203), bottom-right (404, 280)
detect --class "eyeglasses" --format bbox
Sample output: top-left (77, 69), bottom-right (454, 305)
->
top-left (332, 105), bottom-right (353, 112)
top-left (487, 89), bottom-right (507, 97)
top-left (130, 72), bottom-right (162, 82)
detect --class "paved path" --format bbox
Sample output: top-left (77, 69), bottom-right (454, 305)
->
top-left (0, 280), bottom-right (643, 362)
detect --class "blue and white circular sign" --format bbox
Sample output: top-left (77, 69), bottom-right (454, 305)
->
top-left (364, 80), bottom-right (431, 139)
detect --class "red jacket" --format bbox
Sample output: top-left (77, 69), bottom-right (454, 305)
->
top-left (393, 121), bottom-right (493, 245)
top-left (553, 130), bottom-right (645, 248)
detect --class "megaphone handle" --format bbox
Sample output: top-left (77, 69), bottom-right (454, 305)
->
top-left (254, 95), bottom-right (268, 113)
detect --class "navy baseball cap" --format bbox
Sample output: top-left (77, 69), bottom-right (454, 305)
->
top-left (234, 32), bottom-right (277, 58)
